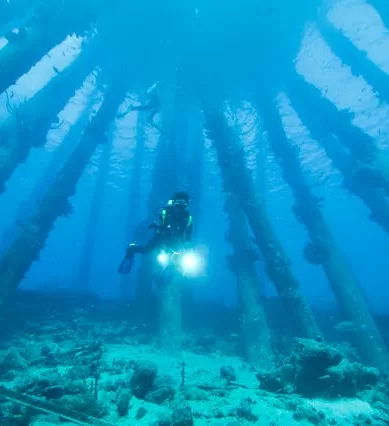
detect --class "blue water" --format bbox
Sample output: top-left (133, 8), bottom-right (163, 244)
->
top-left (0, 0), bottom-right (388, 314)
top-left (3, 2), bottom-right (389, 425)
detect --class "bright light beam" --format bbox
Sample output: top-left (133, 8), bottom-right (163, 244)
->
top-left (157, 251), bottom-right (169, 268)
top-left (181, 251), bottom-right (203, 276)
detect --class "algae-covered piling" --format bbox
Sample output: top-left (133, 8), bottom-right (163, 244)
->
top-left (0, 81), bottom-right (128, 308)
top-left (258, 92), bottom-right (389, 372)
top-left (204, 105), bottom-right (320, 339)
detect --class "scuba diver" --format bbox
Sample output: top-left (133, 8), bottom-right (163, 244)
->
top-left (118, 191), bottom-right (193, 274)
top-left (117, 81), bottom-right (162, 132)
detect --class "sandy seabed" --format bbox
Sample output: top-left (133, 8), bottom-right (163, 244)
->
top-left (0, 294), bottom-right (388, 425)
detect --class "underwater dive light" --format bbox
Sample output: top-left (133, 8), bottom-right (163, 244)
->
top-left (156, 249), bottom-right (204, 276)
top-left (157, 251), bottom-right (169, 267)
top-left (180, 251), bottom-right (202, 276)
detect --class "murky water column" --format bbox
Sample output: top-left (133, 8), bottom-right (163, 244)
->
top-left (181, 105), bottom-right (205, 313)
top-left (204, 105), bottom-right (320, 339)
top-left (0, 81), bottom-right (128, 309)
top-left (159, 269), bottom-right (183, 354)
top-left (77, 141), bottom-right (113, 290)
top-left (131, 83), bottom-right (183, 352)
top-left (120, 114), bottom-right (146, 300)
top-left (157, 87), bottom-right (186, 354)
top-left (286, 74), bottom-right (389, 236)
top-left (133, 133), bottom-right (169, 313)
top-left (259, 94), bottom-right (389, 371)
top-left (0, 44), bottom-right (96, 193)
top-left (134, 135), bottom-right (176, 303)
top-left (158, 102), bottom-right (206, 353)
top-left (224, 192), bottom-right (273, 367)
top-left (185, 104), bottom-right (204, 224)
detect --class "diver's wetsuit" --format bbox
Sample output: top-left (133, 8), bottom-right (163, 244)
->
top-left (126, 201), bottom-right (193, 258)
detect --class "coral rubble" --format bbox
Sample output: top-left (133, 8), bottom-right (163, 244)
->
top-left (0, 294), bottom-right (388, 426)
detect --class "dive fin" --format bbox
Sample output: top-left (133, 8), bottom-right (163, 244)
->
top-left (118, 255), bottom-right (134, 274)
